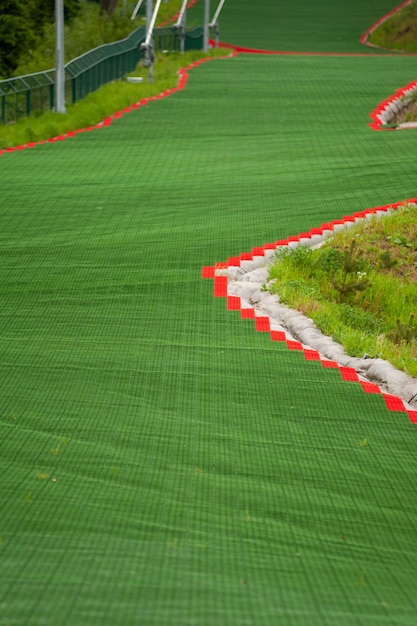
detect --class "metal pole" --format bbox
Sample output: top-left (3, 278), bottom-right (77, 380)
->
top-left (146, 0), bottom-right (153, 34)
top-left (180, 7), bottom-right (186, 54)
top-left (175, 0), bottom-right (188, 27)
top-left (175, 0), bottom-right (188, 54)
top-left (146, 0), bottom-right (154, 82)
top-left (55, 0), bottom-right (66, 113)
top-left (204, 0), bottom-right (210, 52)
top-left (145, 0), bottom-right (162, 47)
top-left (209, 0), bottom-right (227, 47)
top-left (141, 0), bottom-right (164, 83)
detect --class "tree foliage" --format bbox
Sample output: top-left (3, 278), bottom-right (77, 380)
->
top-left (0, 0), bottom-right (36, 76)
top-left (0, 0), bottom-right (81, 78)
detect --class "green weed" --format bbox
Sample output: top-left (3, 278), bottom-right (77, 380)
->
top-left (330, 240), bottom-right (372, 303)
top-left (391, 314), bottom-right (417, 345)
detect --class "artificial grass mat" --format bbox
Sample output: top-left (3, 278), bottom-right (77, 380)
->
top-left (187, 0), bottom-right (405, 53)
top-left (1, 6), bottom-right (417, 626)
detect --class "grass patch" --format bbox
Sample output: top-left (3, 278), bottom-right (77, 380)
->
top-left (369, 0), bottom-right (417, 53)
top-left (0, 48), bottom-right (230, 149)
top-left (268, 202), bottom-right (417, 377)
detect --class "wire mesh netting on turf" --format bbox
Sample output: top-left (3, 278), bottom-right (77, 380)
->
top-left (1, 1), bottom-right (417, 624)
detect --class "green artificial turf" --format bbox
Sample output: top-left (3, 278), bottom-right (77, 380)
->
top-left (188, 0), bottom-right (403, 52)
top-left (1, 2), bottom-right (417, 625)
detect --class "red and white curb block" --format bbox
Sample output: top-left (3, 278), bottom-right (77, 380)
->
top-left (360, 0), bottom-right (413, 47)
top-left (202, 198), bottom-right (417, 424)
top-left (369, 79), bottom-right (417, 130)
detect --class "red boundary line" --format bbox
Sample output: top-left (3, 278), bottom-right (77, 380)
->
top-left (202, 198), bottom-right (417, 425)
top-left (0, 49), bottom-right (237, 157)
top-left (212, 40), bottom-right (406, 58)
top-left (0, 0), bottom-right (207, 157)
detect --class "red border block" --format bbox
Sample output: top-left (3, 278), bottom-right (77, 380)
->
top-left (340, 367), bottom-right (359, 382)
top-left (407, 411), bottom-right (417, 424)
top-left (271, 330), bottom-right (286, 342)
top-left (252, 246), bottom-right (265, 256)
top-left (214, 275), bottom-right (228, 297)
top-left (304, 349), bottom-right (321, 361)
top-left (202, 266), bottom-right (215, 279)
top-left (287, 340), bottom-right (303, 351)
top-left (255, 316), bottom-right (270, 332)
top-left (241, 308), bottom-right (255, 319)
top-left (227, 295), bottom-right (241, 310)
top-left (322, 360), bottom-right (339, 368)
top-left (360, 381), bottom-right (381, 394)
top-left (384, 394), bottom-right (405, 412)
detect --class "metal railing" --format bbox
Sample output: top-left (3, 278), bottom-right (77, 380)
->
top-left (0, 25), bottom-right (203, 125)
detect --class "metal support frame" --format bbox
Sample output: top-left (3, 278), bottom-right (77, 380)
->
top-left (141, 0), bottom-right (163, 83)
top-left (175, 0), bottom-right (188, 54)
top-left (209, 0), bottom-right (227, 48)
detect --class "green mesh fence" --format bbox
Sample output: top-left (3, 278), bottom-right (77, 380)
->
top-left (0, 70), bottom-right (55, 125)
top-left (1, 1), bottom-right (417, 625)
